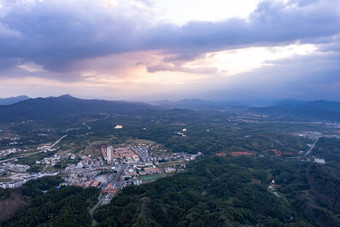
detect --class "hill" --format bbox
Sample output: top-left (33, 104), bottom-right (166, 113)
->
top-left (248, 99), bottom-right (340, 122)
top-left (0, 94), bottom-right (156, 123)
top-left (154, 99), bottom-right (248, 111)
top-left (93, 157), bottom-right (340, 226)
top-left (0, 96), bottom-right (30, 105)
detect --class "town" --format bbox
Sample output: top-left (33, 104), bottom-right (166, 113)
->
top-left (0, 143), bottom-right (201, 205)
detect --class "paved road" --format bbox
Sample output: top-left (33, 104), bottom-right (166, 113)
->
top-left (90, 164), bottom-right (128, 225)
top-left (43, 164), bottom-right (49, 172)
top-left (50, 134), bottom-right (68, 149)
top-left (103, 113), bottom-right (110, 120)
top-left (90, 194), bottom-right (106, 226)
top-left (82, 123), bottom-right (91, 130)
top-left (0, 134), bottom-right (68, 163)
top-left (304, 137), bottom-right (320, 157)
top-left (0, 150), bottom-right (46, 163)
top-left (110, 164), bottom-right (128, 187)
top-left (1, 155), bottom-right (27, 163)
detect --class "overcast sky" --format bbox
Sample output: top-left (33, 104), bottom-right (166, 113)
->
top-left (0, 0), bottom-right (339, 102)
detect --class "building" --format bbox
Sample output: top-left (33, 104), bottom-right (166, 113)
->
top-left (164, 167), bottom-right (176, 173)
top-left (134, 176), bottom-right (142, 185)
top-left (107, 146), bottom-right (113, 164)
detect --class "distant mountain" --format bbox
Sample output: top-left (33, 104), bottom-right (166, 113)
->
top-left (154, 99), bottom-right (248, 111)
top-left (274, 98), bottom-right (309, 107)
top-left (0, 94), bottom-right (156, 123)
top-left (248, 99), bottom-right (340, 121)
top-left (0, 95), bottom-right (30, 105)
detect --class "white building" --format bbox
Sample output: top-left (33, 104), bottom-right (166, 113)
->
top-left (107, 146), bottom-right (113, 164)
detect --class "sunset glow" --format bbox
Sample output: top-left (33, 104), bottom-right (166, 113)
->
top-left (0, 0), bottom-right (339, 101)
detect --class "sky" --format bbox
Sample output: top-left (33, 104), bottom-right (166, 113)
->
top-left (0, 0), bottom-right (339, 102)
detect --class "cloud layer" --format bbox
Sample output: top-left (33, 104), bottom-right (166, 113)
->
top-left (0, 0), bottom-right (339, 101)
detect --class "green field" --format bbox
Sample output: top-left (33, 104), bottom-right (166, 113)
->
top-left (140, 174), bottom-right (162, 182)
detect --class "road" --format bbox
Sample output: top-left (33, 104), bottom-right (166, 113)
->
top-left (0, 134), bottom-right (68, 163)
top-left (0, 150), bottom-right (50, 163)
top-left (0, 152), bottom-right (33, 163)
top-left (43, 164), bottom-right (49, 172)
top-left (304, 137), bottom-right (320, 157)
top-left (83, 145), bottom-right (90, 156)
top-left (90, 164), bottom-right (128, 224)
top-left (82, 123), bottom-right (91, 130)
top-left (82, 113), bottom-right (110, 132)
top-left (90, 194), bottom-right (105, 226)
top-left (50, 134), bottom-right (68, 149)
top-left (109, 164), bottom-right (128, 188)
top-left (103, 113), bottom-right (110, 120)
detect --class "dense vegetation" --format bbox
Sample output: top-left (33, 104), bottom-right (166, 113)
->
top-left (1, 96), bottom-right (340, 226)
top-left (313, 137), bottom-right (340, 177)
top-left (0, 95), bottom-right (155, 123)
top-left (94, 156), bottom-right (340, 226)
top-left (0, 96), bottom-right (319, 162)
top-left (21, 176), bottom-right (63, 198)
top-left (0, 188), bottom-right (11, 201)
top-left (3, 176), bottom-right (99, 227)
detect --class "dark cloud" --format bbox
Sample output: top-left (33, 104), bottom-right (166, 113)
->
top-left (145, 0), bottom-right (340, 61)
top-left (0, 58), bottom-right (22, 71)
top-left (0, 0), bottom-right (339, 76)
top-left (0, 0), bottom-right (143, 72)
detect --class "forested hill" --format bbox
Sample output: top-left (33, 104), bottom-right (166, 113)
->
top-left (248, 99), bottom-right (340, 121)
top-left (2, 176), bottom-right (99, 227)
top-left (2, 157), bottom-right (339, 226)
top-left (0, 94), bottom-right (156, 123)
top-left (94, 157), bottom-right (340, 226)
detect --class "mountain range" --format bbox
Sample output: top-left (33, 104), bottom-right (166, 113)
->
top-left (0, 96), bottom-right (30, 105)
top-left (0, 94), bottom-right (154, 123)
top-left (1, 95), bottom-right (340, 123)
top-left (153, 99), bottom-right (248, 111)
top-left (248, 99), bottom-right (340, 121)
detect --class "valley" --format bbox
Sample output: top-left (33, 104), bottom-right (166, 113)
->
top-left (0, 96), bottom-right (339, 226)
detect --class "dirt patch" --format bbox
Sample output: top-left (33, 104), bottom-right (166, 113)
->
top-left (273, 140), bottom-right (284, 146)
top-left (0, 188), bottom-right (28, 221)
top-left (263, 149), bottom-right (282, 157)
top-left (283, 151), bottom-right (294, 156)
top-left (231, 152), bottom-right (255, 157)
